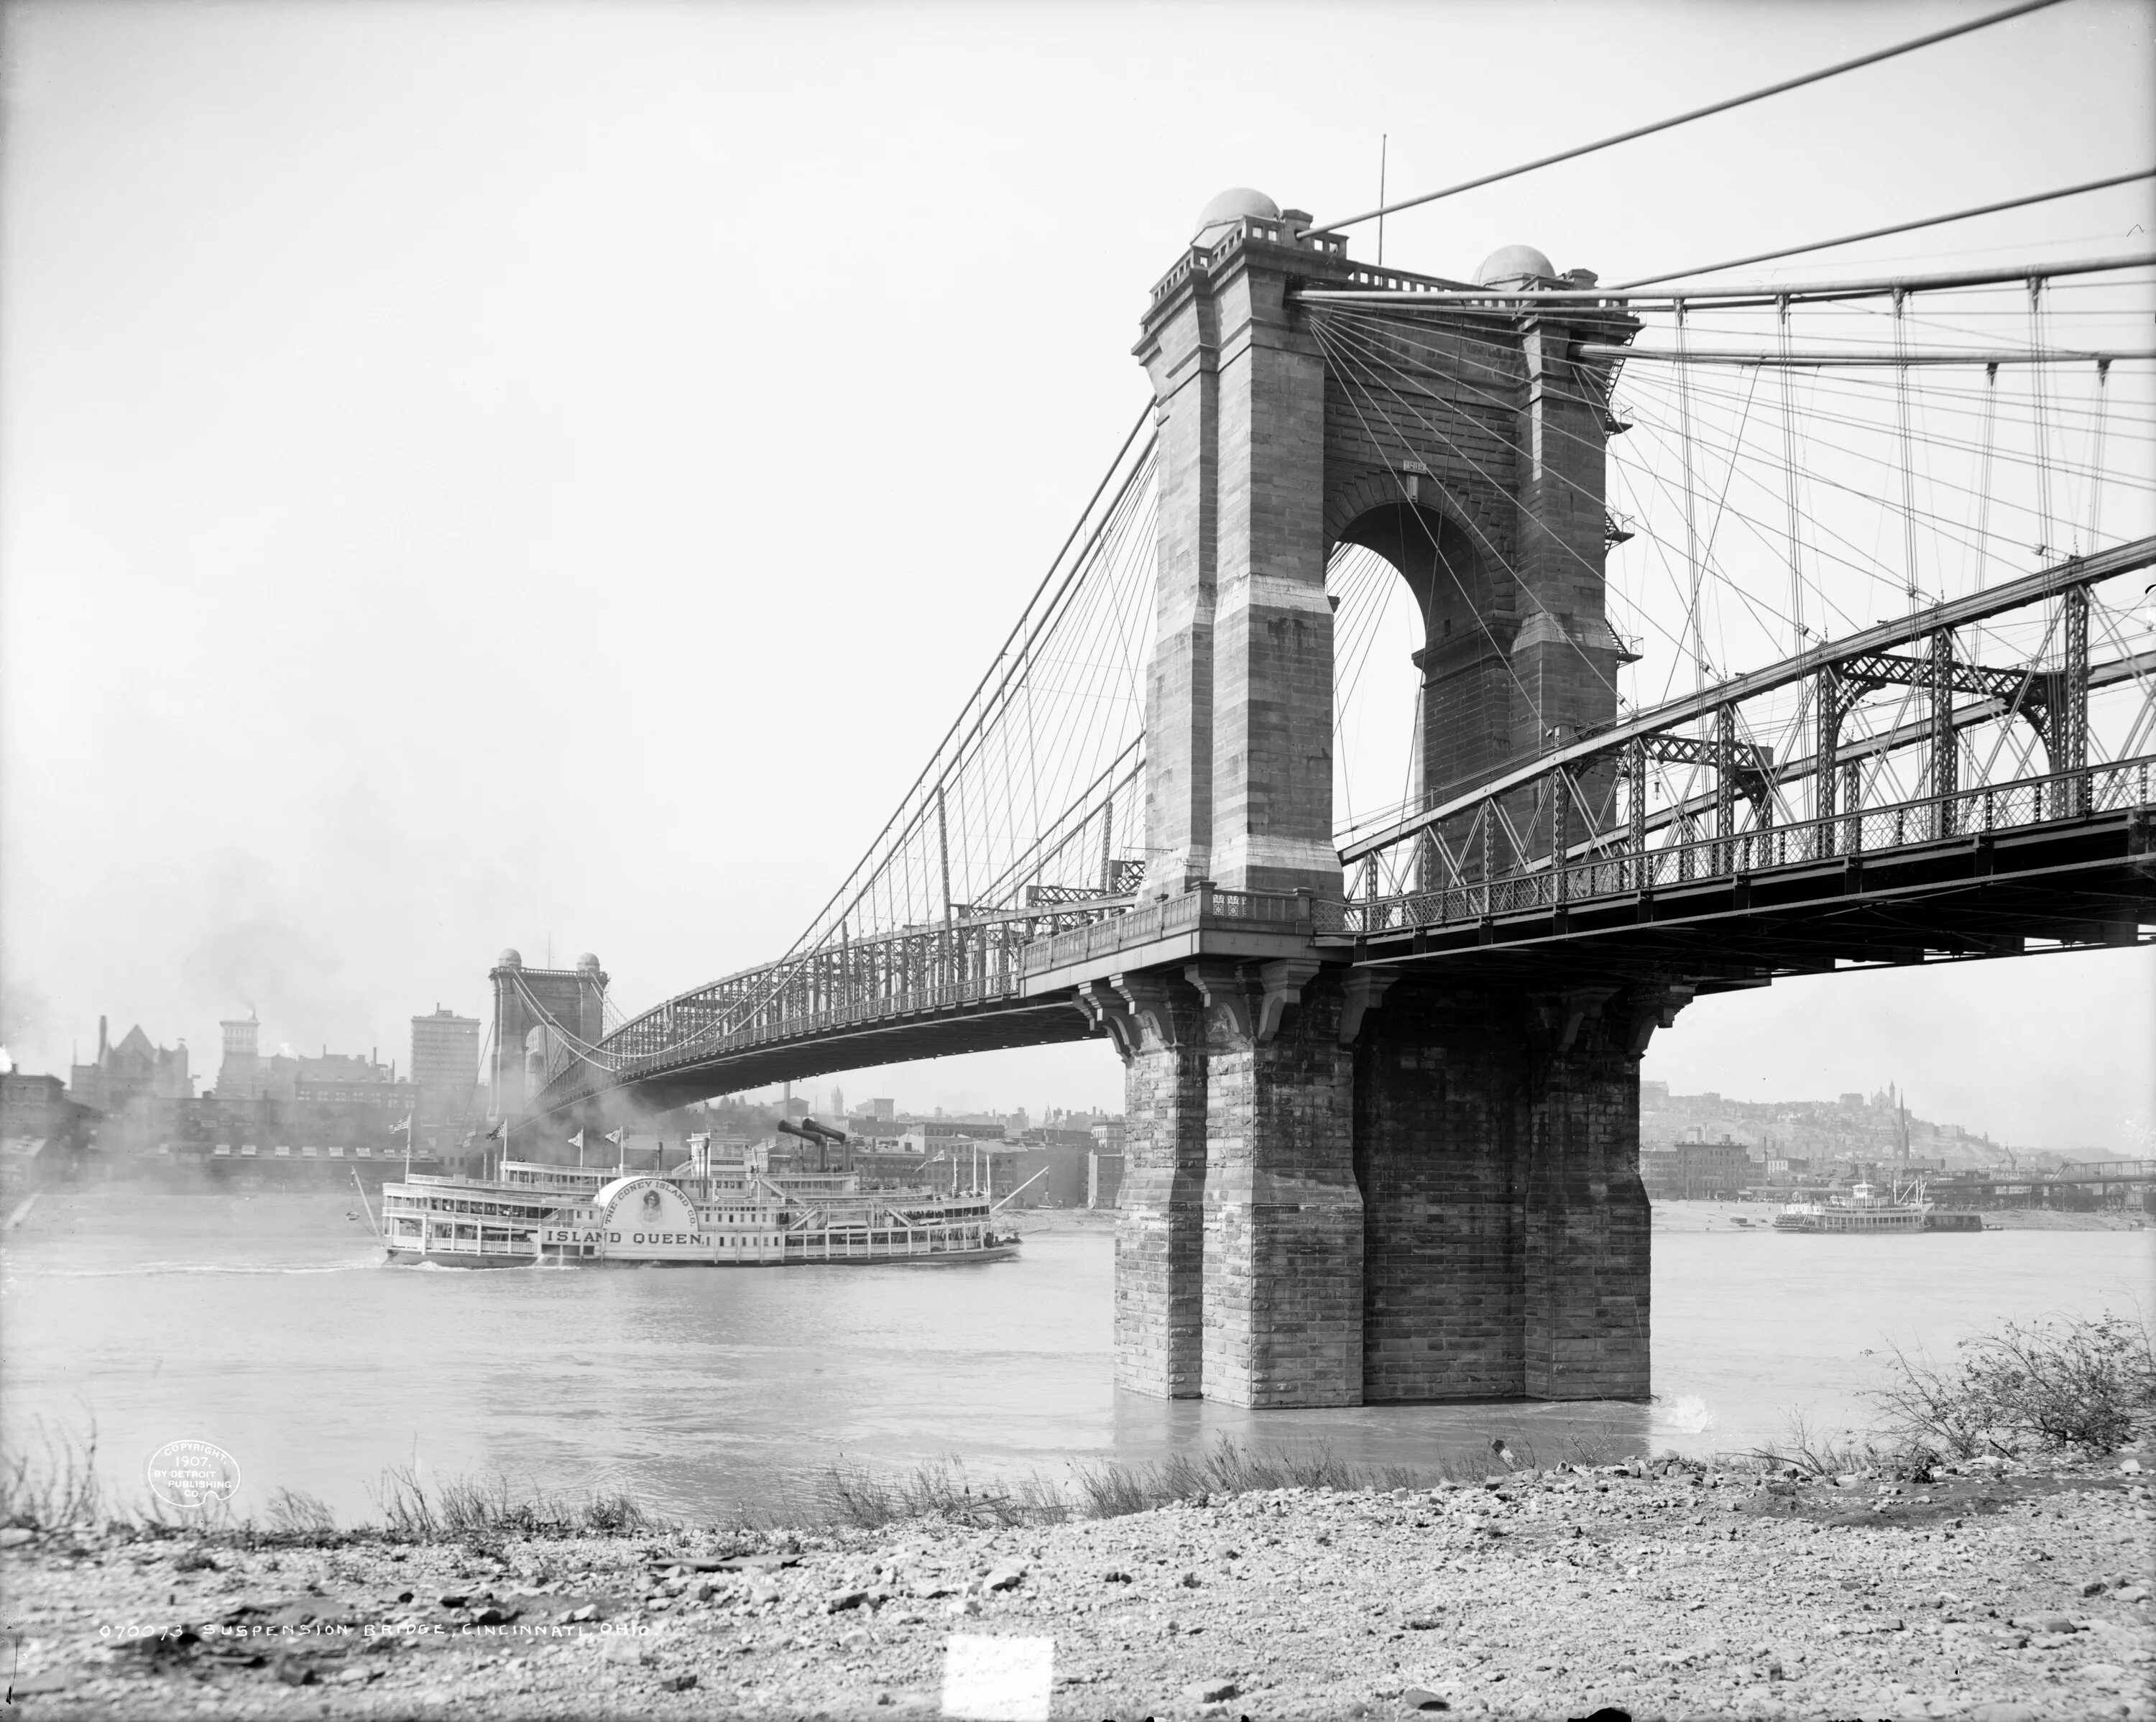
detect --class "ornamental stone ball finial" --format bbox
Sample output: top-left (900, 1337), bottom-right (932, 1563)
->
top-left (1475, 243), bottom-right (1557, 287)
top-left (1194, 187), bottom-right (1280, 247)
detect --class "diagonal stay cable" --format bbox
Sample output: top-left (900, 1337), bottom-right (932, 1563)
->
top-left (609, 406), bottom-right (1158, 1062)
top-left (1311, 312), bottom-right (1625, 698)
top-left (1308, 318), bottom-right (1549, 718)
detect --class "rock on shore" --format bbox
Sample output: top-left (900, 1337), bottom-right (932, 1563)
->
top-left (4, 1457), bottom-right (2150, 1719)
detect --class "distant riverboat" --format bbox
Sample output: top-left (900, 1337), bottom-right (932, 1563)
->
top-left (1774, 1178), bottom-right (1978, 1233)
top-left (372, 1149), bottom-right (1018, 1268)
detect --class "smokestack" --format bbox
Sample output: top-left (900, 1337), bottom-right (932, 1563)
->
top-left (98, 1016), bottom-right (109, 1060)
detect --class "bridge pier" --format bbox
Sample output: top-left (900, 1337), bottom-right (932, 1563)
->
top-left (1352, 981), bottom-right (1529, 1400)
top-left (1112, 964), bottom-right (1674, 1405)
top-left (1107, 977), bottom-right (1208, 1399)
top-left (1194, 960), bottom-right (1362, 1408)
top-left (1519, 994), bottom-right (1664, 1399)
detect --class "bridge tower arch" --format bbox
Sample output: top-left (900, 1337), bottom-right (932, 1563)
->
top-left (1319, 243), bottom-right (1639, 816)
top-left (1117, 194), bottom-right (1667, 1410)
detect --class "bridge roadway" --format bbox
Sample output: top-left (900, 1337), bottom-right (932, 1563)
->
top-left (527, 757), bottom-right (2152, 1126)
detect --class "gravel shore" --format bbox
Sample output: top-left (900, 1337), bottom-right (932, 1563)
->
top-left (4, 1455), bottom-right (2150, 1721)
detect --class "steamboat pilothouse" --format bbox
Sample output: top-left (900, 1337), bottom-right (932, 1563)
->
top-left (374, 1134), bottom-right (1018, 1268)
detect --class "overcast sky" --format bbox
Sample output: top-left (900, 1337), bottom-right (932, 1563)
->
top-left (3, 0), bottom-right (2151, 1146)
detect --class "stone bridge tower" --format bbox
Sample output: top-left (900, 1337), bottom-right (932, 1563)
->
top-left (489, 950), bottom-right (608, 1127)
top-left (1113, 188), bottom-right (1679, 1409)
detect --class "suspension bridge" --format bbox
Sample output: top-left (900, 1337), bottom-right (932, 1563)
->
top-left (486, 32), bottom-right (2155, 1410)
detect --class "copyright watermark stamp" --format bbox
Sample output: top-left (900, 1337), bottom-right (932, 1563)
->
top-left (144, 1440), bottom-right (241, 1512)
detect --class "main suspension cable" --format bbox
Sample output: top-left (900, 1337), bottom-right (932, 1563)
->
top-left (1303, 0), bottom-right (2070, 234)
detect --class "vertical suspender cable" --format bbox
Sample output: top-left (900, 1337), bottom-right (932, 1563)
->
top-left (1676, 299), bottom-right (1704, 696)
top-left (1972, 362), bottom-right (1999, 590)
top-left (1023, 641), bottom-right (1042, 865)
top-left (2086, 357), bottom-right (2111, 549)
top-left (1776, 294), bottom-right (1805, 657)
top-left (937, 787), bottom-right (952, 928)
top-left (1893, 287), bottom-right (1921, 609)
top-left (2029, 277), bottom-right (2055, 556)
top-left (2027, 276), bottom-right (2066, 752)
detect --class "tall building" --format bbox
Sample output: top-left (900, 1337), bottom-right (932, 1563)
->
top-left (410, 1008), bottom-right (481, 1123)
top-left (217, 1013), bottom-right (263, 1098)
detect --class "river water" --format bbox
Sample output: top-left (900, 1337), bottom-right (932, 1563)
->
top-left (3, 1189), bottom-right (2149, 1524)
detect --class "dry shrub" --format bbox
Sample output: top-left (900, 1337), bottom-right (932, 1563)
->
top-left (367, 1464), bottom-right (660, 1541)
top-left (1873, 1313), bottom-right (2156, 1458)
top-left (266, 1488), bottom-right (336, 1536)
top-left (1, 1421), bottom-right (107, 1531)
top-left (817, 1457), bottom-right (1069, 1529)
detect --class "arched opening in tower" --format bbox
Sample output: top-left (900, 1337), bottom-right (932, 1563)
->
top-left (1329, 499), bottom-right (1513, 839)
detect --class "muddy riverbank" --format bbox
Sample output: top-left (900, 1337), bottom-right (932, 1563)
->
top-left (4, 1452), bottom-right (2149, 1719)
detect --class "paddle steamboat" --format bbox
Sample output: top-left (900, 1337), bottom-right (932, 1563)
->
top-left (1774, 1177), bottom-right (1949, 1234)
top-left (374, 1136), bottom-right (1018, 1268)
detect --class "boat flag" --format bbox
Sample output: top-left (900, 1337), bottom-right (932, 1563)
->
top-left (568, 1127), bottom-right (586, 1166)
top-left (604, 1128), bottom-right (625, 1145)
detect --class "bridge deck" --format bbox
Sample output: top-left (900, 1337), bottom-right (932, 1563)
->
top-left (1342, 759), bottom-right (2155, 987)
top-left (530, 760), bottom-right (2151, 1123)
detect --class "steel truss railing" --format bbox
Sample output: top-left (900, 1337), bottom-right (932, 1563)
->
top-left (1344, 755), bottom-right (2155, 936)
top-left (538, 898), bottom-right (1135, 1105)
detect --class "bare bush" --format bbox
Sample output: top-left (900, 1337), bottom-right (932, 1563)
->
top-left (1071, 1439), bottom-right (1466, 1517)
top-left (1747, 1411), bottom-right (1890, 1477)
top-left (817, 1457), bottom-right (1069, 1529)
top-left (365, 1464), bottom-right (659, 1541)
top-left (1873, 1313), bottom-right (2156, 1458)
top-left (266, 1488), bottom-right (336, 1536)
top-left (1, 1421), bottom-right (108, 1531)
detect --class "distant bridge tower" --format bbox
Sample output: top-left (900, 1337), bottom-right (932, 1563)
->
top-left (1112, 189), bottom-right (1678, 1409)
top-left (489, 950), bottom-right (607, 1123)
